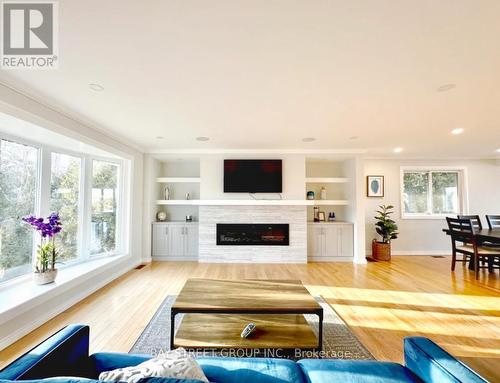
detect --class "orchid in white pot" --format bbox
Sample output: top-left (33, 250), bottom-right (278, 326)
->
top-left (23, 213), bottom-right (62, 284)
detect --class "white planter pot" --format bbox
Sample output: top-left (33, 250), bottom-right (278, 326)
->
top-left (33, 269), bottom-right (58, 285)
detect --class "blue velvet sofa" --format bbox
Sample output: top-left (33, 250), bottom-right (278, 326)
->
top-left (0, 324), bottom-right (488, 383)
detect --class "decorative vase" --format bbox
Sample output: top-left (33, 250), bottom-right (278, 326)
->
top-left (307, 191), bottom-right (315, 200)
top-left (33, 269), bottom-right (58, 285)
top-left (372, 240), bottom-right (391, 261)
top-left (320, 187), bottom-right (327, 200)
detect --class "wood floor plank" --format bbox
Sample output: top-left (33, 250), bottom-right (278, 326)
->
top-left (0, 256), bottom-right (499, 381)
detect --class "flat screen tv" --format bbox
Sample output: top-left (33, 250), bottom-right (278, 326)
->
top-left (224, 159), bottom-right (282, 193)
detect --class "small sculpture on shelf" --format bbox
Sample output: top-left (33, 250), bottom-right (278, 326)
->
top-left (307, 191), bottom-right (315, 200)
top-left (328, 212), bottom-right (336, 221)
top-left (313, 206), bottom-right (320, 222)
top-left (156, 211), bottom-right (167, 222)
top-left (164, 186), bottom-right (170, 200)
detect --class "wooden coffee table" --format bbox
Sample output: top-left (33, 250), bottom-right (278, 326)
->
top-left (171, 279), bottom-right (323, 351)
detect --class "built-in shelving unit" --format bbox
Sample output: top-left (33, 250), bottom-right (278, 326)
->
top-left (305, 159), bottom-right (352, 222)
top-left (155, 159), bottom-right (200, 221)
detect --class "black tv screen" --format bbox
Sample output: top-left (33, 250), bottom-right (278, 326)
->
top-left (224, 159), bottom-right (282, 193)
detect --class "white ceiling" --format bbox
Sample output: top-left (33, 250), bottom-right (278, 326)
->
top-left (1, 0), bottom-right (500, 157)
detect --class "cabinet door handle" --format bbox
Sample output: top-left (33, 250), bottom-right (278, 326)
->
top-left (165, 227), bottom-right (168, 235)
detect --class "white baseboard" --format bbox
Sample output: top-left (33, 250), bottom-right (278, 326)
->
top-left (0, 258), bottom-right (140, 351)
top-left (365, 250), bottom-right (451, 256)
top-left (152, 256), bottom-right (198, 261)
top-left (308, 257), bottom-right (354, 262)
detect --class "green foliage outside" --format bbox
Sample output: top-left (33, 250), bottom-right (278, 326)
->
top-left (0, 144), bottom-right (119, 282)
top-left (0, 140), bottom-right (37, 279)
top-left (91, 161), bottom-right (118, 254)
top-left (50, 154), bottom-right (80, 262)
top-left (403, 172), bottom-right (458, 214)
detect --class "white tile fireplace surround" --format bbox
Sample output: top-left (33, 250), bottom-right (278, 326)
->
top-left (199, 205), bottom-right (307, 263)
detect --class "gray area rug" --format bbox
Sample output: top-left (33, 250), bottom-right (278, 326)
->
top-left (130, 295), bottom-right (373, 360)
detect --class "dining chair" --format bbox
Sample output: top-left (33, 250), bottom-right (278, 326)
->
top-left (457, 215), bottom-right (482, 230)
top-left (486, 215), bottom-right (500, 229)
top-left (446, 217), bottom-right (500, 279)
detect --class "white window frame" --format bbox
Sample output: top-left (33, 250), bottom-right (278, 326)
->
top-left (0, 131), bottom-right (125, 285)
top-left (87, 156), bottom-right (124, 258)
top-left (400, 166), bottom-right (469, 220)
top-left (46, 147), bottom-right (86, 265)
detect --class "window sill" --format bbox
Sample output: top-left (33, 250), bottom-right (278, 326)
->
top-left (0, 254), bottom-right (134, 324)
top-left (400, 215), bottom-right (453, 220)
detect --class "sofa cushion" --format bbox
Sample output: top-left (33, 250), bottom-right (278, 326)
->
top-left (297, 359), bottom-right (422, 383)
top-left (404, 337), bottom-right (488, 383)
top-left (90, 353), bottom-right (152, 378)
top-left (197, 357), bottom-right (306, 383)
top-left (98, 349), bottom-right (208, 383)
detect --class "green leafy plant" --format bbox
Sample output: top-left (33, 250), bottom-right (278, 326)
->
top-left (374, 205), bottom-right (399, 244)
top-left (36, 241), bottom-right (59, 273)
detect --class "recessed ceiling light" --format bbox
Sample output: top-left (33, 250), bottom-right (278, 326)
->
top-left (349, 136), bottom-right (359, 140)
top-left (437, 84), bottom-right (456, 92)
top-left (156, 136), bottom-right (164, 140)
top-left (89, 83), bottom-right (104, 92)
top-left (302, 137), bottom-right (316, 142)
top-left (451, 128), bottom-right (464, 135)
top-left (196, 136), bottom-right (210, 142)
top-left (393, 147), bottom-right (403, 153)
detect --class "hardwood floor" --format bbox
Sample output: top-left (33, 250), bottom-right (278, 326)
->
top-left (1, 256), bottom-right (499, 381)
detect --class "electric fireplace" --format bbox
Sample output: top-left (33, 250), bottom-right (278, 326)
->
top-left (216, 224), bottom-right (289, 246)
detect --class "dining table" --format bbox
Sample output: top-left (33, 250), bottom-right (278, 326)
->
top-left (442, 228), bottom-right (500, 270)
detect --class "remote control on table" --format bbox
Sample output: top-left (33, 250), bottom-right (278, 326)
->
top-left (240, 323), bottom-right (256, 338)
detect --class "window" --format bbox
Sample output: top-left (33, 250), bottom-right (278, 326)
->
top-left (90, 160), bottom-right (119, 255)
top-left (0, 139), bottom-right (39, 282)
top-left (402, 168), bottom-right (463, 218)
top-left (0, 130), bottom-right (124, 284)
top-left (50, 152), bottom-right (82, 262)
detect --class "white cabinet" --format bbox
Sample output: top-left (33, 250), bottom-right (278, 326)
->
top-left (152, 222), bottom-right (199, 260)
top-left (307, 223), bottom-right (353, 261)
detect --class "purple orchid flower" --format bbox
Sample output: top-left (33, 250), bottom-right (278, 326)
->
top-left (23, 213), bottom-right (63, 238)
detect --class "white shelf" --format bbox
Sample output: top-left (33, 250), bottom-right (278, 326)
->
top-left (156, 177), bottom-right (201, 183)
top-left (312, 200), bottom-right (349, 206)
top-left (157, 200), bottom-right (199, 205)
top-left (305, 177), bottom-right (349, 183)
top-left (156, 199), bottom-right (349, 206)
top-left (156, 199), bottom-right (311, 206)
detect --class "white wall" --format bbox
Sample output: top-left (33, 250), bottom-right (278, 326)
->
top-left (364, 159), bottom-right (500, 255)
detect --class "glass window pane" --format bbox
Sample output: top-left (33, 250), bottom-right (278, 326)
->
top-left (403, 172), bottom-right (429, 214)
top-left (50, 153), bottom-right (81, 262)
top-left (0, 139), bottom-right (38, 282)
top-left (91, 160), bottom-right (118, 255)
top-left (432, 172), bottom-right (459, 214)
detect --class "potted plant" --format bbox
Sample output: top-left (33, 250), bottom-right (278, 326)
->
top-left (372, 205), bottom-right (398, 261)
top-left (23, 213), bottom-right (62, 285)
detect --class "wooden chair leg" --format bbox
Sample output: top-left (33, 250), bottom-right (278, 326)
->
top-left (475, 254), bottom-right (479, 280)
top-left (451, 251), bottom-right (456, 271)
